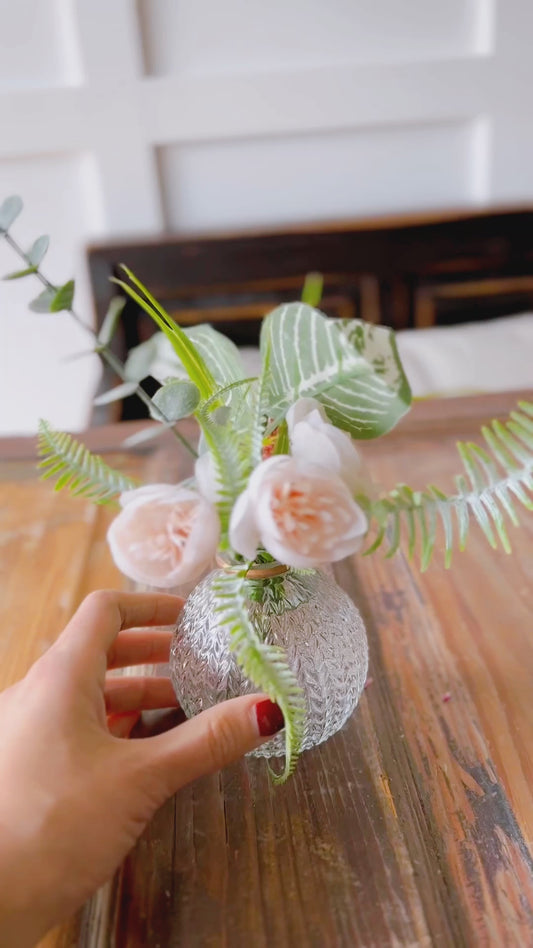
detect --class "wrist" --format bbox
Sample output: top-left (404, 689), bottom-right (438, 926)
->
top-left (0, 812), bottom-right (62, 947)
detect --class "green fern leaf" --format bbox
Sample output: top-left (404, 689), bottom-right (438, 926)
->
top-left (364, 400), bottom-right (533, 570)
top-left (37, 420), bottom-right (137, 504)
top-left (362, 522), bottom-right (386, 557)
top-left (196, 408), bottom-right (251, 547)
top-left (252, 336), bottom-right (273, 466)
top-left (428, 485), bottom-right (454, 566)
top-left (212, 567), bottom-right (306, 784)
top-left (384, 509), bottom-right (401, 559)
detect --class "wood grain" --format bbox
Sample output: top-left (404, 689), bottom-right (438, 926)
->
top-left (1, 392), bottom-right (532, 947)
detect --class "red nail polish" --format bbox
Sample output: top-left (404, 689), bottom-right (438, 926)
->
top-left (255, 699), bottom-right (285, 736)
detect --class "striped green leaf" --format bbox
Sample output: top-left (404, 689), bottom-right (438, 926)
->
top-left (260, 303), bottom-right (411, 439)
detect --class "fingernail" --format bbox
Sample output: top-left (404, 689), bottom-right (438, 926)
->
top-left (255, 699), bottom-right (285, 736)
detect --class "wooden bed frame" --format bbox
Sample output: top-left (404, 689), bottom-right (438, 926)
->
top-left (87, 206), bottom-right (533, 419)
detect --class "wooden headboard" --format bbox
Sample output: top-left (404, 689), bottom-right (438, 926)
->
top-left (87, 206), bottom-right (533, 418)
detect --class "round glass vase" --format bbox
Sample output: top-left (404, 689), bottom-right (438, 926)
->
top-left (169, 563), bottom-right (368, 758)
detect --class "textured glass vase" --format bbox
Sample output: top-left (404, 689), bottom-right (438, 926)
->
top-left (169, 566), bottom-right (368, 758)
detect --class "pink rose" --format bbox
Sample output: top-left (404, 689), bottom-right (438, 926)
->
top-left (229, 456), bottom-right (368, 568)
top-left (107, 484), bottom-right (220, 588)
top-left (286, 397), bottom-right (365, 494)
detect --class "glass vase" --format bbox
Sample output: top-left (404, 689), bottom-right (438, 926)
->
top-left (169, 565), bottom-right (368, 758)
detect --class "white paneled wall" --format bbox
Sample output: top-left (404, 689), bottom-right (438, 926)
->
top-left (1, 0), bottom-right (532, 434)
top-left (158, 121), bottom-right (476, 231)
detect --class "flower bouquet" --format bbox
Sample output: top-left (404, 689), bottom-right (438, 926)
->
top-left (3, 195), bottom-right (533, 783)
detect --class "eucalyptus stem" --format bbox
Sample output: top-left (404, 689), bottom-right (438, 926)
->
top-left (4, 230), bottom-right (54, 288)
top-left (3, 229), bottom-right (198, 457)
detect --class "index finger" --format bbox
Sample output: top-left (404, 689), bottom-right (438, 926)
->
top-left (58, 590), bottom-right (183, 663)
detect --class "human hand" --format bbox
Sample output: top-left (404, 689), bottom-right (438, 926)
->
top-left (0, 590), bottom-right (284, 947)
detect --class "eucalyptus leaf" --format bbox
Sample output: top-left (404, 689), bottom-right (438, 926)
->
top-left (3, 266), bottom-right (38, 280)
top-left (260, 303), bottom-right (411, 439)
top-left (50, 279), bottom-right (75, 312)
top-left (97, 297), bottom-right (126, 347)
top-left (212, 405), bottom-right (231, 426)
top-left (29, 287), bottom-right (56, 312)
top-left (0, 195), bottom-right (23, 231)
top-left (151, 379), bottom-right (200, 421)
top-left (28, 235), bottom-right (49, 266)
top-left (93, 382), bottom-right (138, 406)
top-left (121, 424), bottom-right (170, 448)
top-left (124, 336), bottom-right (161, 382)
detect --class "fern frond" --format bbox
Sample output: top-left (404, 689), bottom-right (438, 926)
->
top-left (251, 336), bottom-right (273, 466)
top-left (195, 408), bottom-right (251, 546)
top-left (202, 377), bottom-right (258, 415)
top-left (212, 567), bottom-right (306, 784)
top-left (365, 400), bottom-right (533, 570)
top-left (37, 420), bottom-right (137, 504)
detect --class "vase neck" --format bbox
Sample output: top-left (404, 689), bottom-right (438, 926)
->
top-left (215, 554), bottom-right (289, 580)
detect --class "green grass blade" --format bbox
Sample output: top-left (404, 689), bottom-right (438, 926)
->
top-left (113, 272), bottom-right (216, 400)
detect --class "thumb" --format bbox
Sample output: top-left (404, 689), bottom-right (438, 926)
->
top-left (143, 694), bottom-right (285, 796)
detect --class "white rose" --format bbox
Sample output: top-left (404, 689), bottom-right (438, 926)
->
top-left (286, 397), bottom-right (364, 495)
top-left (229, 456), bottom-right (368, 568)
top-left (107, 483), bottom-right (220, 588)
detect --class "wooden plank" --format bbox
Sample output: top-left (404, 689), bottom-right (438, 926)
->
top-left (0, 392), bottom-right (532, 946)
top-left (4, 388), bottom-right (530, 461)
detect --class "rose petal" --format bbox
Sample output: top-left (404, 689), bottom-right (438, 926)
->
top-left (289, 414), bottom-right (363, 494)
top-left (247, 455), bottom-right (368, 569)
top-left (286, 397), bottom-right (325, 431)
top-left (229, 489), bottom-right (261, 561)
top-left (108, 484), bottom-right (220, 588)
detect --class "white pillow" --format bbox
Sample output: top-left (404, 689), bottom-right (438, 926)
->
top-left (396, 312), bottom-right (533, 397)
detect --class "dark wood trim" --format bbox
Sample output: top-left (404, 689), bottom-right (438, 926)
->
top-left (85, 207), bottom-right (533, 421)
top-left (86, 204), bottom-right (533, 251)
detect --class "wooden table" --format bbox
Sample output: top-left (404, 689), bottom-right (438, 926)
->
top-left (1, 390), bottom-right (532, 948)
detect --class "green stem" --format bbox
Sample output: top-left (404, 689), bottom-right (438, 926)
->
top-left (3, 230), bottom-right (198, 458)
